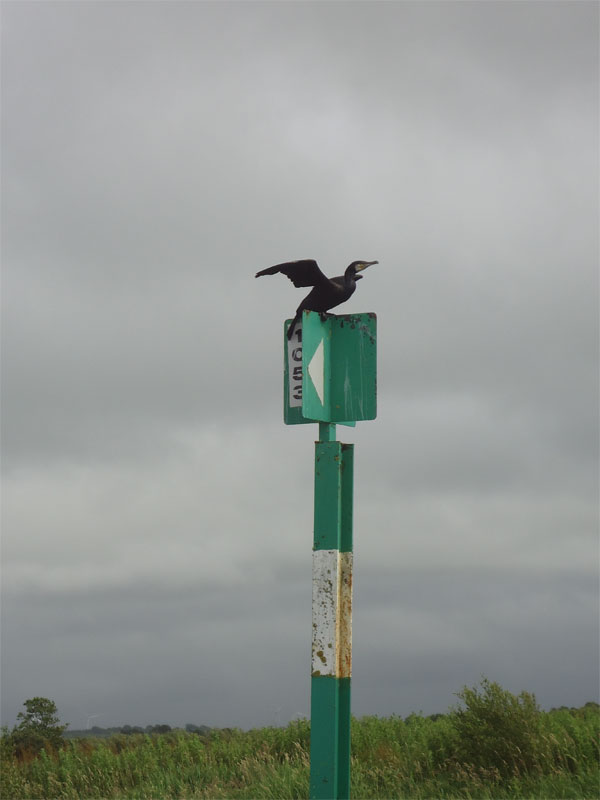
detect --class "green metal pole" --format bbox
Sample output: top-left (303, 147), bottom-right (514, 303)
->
top-left (310, 423), bottom-right (353, 800)
top-left (338, 442), bottom-right (353, 800)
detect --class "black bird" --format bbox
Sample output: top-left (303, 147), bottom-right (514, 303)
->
top-left (256, 259), bottom-right (378, 339)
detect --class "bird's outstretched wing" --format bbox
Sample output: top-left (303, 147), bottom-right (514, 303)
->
top-left (255, 259), bottom-right (329, 288)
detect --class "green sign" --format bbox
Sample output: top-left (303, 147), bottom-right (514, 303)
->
top-left (284, 311), bottom-right (377, 425)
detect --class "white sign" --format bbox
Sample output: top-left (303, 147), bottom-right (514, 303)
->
top-left (287, 322), bottom-right (303, 407)
top-left (308, 338), bottom-right (325, 406)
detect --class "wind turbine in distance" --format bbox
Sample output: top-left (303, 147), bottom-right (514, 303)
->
top-left (85, 713), bottom-right (104, 729)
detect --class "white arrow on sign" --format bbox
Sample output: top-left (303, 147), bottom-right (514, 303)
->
top-left (308, 338), bottom-right (325, 406)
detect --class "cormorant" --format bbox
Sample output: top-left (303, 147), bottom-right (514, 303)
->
top-left (255, 259), bottom-right (378, 339)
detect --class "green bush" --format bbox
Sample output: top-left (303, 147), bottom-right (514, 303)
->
top-left (452, 677), bottom-right (542, 777)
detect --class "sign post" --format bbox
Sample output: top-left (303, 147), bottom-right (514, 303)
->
top-left (310, 425), bottom-right (353, 799)
top-left (283, 310), bottom-right (377, 800)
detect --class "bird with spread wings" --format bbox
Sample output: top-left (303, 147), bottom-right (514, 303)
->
top-left (256, 259), bottom-right (378, 339)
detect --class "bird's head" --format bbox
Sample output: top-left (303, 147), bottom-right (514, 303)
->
top-left (345, 260), bottom-right (378, 280)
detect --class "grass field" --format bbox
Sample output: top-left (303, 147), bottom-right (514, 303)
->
top-left (1, 682), bottom-right (598, 799)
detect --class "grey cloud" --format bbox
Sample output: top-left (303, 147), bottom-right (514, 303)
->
top-left (2, 0), bottom-right (597, 730)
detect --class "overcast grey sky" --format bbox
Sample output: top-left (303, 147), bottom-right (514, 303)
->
top-left (1, 0), bottom-right (598, 732)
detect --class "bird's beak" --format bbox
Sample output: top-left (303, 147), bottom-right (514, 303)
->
top-left (356, 260), bottom-right (378, 272)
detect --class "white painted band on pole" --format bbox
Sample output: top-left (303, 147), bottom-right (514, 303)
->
top-left (311, 549), bottom-right (353, 678)
top-left (338, 551), bottom-right (353, 678)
